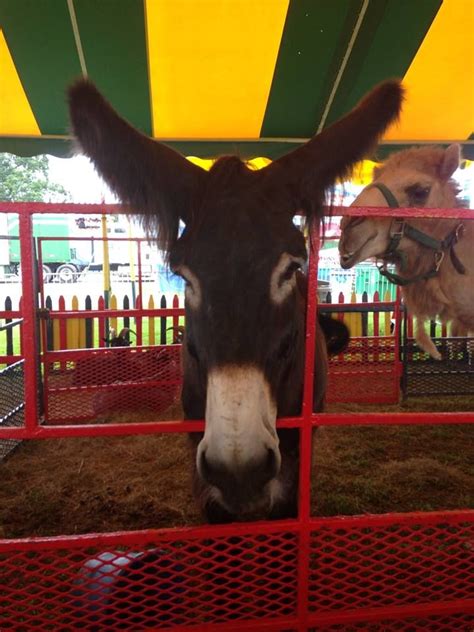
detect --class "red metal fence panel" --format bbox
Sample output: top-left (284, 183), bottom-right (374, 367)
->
top-left (0, 203), bottom-right (472, 630)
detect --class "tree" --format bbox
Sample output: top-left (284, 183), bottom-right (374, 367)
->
top-left (0, 154), bottom-right (69, 202)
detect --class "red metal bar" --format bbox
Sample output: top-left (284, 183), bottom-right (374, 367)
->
top-left (1, 508), bottom-right (471, 552)
top-left (308, 599), bottom-right (474, 627)
top-left (1, 201), bottom-right (473, 220)
top-left (18, 212), bottom-right (39, 433)
top-left (314, 411), bottom-right (474, 425)
top-left (297, 228), bottom-right (322, 630)
top-left (0, 410), bottom-right (472, 440)
top-left (0, 201), bottom-right (125, 214)
top-left (393, 286), bottom-right (402, 401)
top-left (334, 205), bottom-right (474, 220)
top-left (44, 307), bottom-right (185, 319)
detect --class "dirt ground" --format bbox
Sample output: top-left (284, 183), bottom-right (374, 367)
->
top-left (0, 397), bottom-right (473, 538)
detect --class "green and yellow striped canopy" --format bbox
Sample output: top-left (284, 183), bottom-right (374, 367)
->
top-left (1, 0), bottom-right (473, 159)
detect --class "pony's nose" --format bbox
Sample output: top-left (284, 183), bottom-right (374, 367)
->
top-left (197, 446), bottom-right (280, 490)
top-left (340, 251), bottom-right (354, 262)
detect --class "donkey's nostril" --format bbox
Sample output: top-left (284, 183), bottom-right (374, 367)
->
top-left (264, 447), bottom-right (279, 480)
top-left (197, 445), bottom-right (280, 489)
top-left (198, 448), bottom-right (213, 483)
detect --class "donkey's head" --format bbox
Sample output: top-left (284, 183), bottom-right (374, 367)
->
top-left (69, 79), bottom-right (403, 519)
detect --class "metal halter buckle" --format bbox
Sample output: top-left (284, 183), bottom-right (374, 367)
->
top-left (455, 223), bottom-right (464, 241)
top-left (435, 250), bottom-right (445, 272)
top-left (390, 218), bottom-right (405, 239)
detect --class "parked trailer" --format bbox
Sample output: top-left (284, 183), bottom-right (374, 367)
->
top-left (0, 202), bottom-right (473, 630)
top-left (5, 213), bottom-right (90, 281)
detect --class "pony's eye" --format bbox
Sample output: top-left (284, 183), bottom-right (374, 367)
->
top-left (406, 184), bottom-right (431, 204)
top-left (347, 216), bottom-right (365, 228)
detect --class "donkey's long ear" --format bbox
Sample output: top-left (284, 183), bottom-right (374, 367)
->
top-left (262, 80), bottom-right (404, 222)
top-left (68, 79), bottom-right (207, 252)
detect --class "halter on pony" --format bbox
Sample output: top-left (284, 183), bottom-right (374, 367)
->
top-left (367, 182), bottom-right (466, 286)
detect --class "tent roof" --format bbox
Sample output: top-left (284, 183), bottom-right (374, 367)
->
top-left (1, 0), bottom-right (473, 159)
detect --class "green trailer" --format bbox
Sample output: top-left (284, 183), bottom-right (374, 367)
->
top-left (6, 214), bottom-right (90, 282)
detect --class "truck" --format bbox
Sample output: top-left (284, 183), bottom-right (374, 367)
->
top-left (3, 214), bottom-right (91, 282)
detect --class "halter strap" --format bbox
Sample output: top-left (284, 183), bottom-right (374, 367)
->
top-left (366, 182), bottom-right (466, 285)
top-left (368, 182), bottom-right (400, 208)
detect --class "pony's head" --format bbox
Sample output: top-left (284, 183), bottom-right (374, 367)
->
top-left (339, 144), bottom-right (460, 268)
top-left (69, 79), bottom-right (403, 520)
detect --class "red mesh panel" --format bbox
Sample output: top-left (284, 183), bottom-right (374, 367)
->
top-left (44, 346), bottom-right (182, 423)
top-left (327, 338), bottom-right (398, 403)
top-left (2, 515), bottom-right (472, 630)
top-left (1, 530), bottom-right (298, 630)
top-left (315, 612), bottom-right (473, 630)
top-left (309, 518), bottom-right (473, 613)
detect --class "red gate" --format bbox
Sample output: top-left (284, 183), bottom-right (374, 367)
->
top-left (0, 202), bottom-right (473, 630)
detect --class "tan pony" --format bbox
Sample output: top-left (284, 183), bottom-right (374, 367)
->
top-left (338, 144), bottom-right (473, 359)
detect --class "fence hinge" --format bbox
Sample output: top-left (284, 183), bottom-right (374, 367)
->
top-left (37, 308), bottom-right (50, 320)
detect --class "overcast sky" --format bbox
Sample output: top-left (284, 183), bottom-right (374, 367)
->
top-left (48, 155), bottom-right (117, 203)
top-left (48, 153), bottom-right (474, 207)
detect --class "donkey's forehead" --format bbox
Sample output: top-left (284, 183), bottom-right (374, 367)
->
top-left (171, 202), bottom-right (306, 269)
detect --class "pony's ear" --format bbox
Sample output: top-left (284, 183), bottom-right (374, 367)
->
top-left (372, 165), bottom-right (382, 179)
top-left (261, 80), bottom-right (404, 223)
top-left (439, 144), bottom-right (461, 180)
top-left (68, 79), bottom-right (207, 253)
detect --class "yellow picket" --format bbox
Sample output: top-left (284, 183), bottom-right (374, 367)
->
top-left (67, 295), bottom-right (80, 349)
top-left (351, 291), bottom-right (362, 338)
top-left (148, 295), bottom-right (155, 345)
top-left (78, 306), bottom-right (86, 349)
top-left (53, 318), bottom-right (60, 351)
top-left (109, 294), bottom-right (118, 334)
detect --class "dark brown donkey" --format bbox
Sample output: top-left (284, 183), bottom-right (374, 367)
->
top-left (68, 80), bottom-right (403, 523)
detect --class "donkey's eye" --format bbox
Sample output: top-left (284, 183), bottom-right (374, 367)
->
top-left (406, 184), bottom-right (431, 204)
top-left (175, 265), bottom-right (202, 309)
top-left (280, 261), bottom-right (302, 284)
top-left (187, 339), bottom-right (199, 361)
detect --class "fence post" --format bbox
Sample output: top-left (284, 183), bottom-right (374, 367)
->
top-left (67, 295), bottom-right (80, 350)
top-left (98, 296), bottom-right (106, 347)
top-left (5, 296), bottom-right (13, 357)
top-left (173, 295), bottom-right (180, 343)
top-left (160, 295), bottom-right (167, 344)
top-left (85, 295), bottom-right (93, 348)
top-left (384, 290), bottom-right (391, 336)
top-left (123, 295), bottom-right (130, 332)
top-left (148, 295), bottom-right (155, 345)
top-left (361, 291), bottom-right (368, 337)
top-left (135, 294), bottom-right (142, 346)
top-left (58, 295), bottom-right (67, 350)
top-left (109, 294), bottom-right (118, 334)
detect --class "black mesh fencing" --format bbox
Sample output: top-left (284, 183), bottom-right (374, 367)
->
top-left (0, 360), bottom-right (24, 460)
